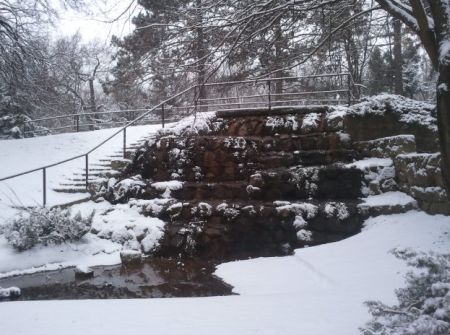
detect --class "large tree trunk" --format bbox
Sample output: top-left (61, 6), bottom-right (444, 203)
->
top-left (436, 66), bottom-right (450, 191)
top-left (195, 0), bottom-right (207, 106)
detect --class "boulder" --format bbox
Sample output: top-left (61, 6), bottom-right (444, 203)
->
top-left (355, 135), bottom-right (416, 159)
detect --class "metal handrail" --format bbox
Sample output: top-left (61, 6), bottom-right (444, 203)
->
top-left (0, 72), bottom-right (352, 206)
top-left (25, 108), bottom-right (163, 124)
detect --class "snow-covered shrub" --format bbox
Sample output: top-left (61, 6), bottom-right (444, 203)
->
top-left (0, 113), bottom-right (48, 139)
top-left (4, 207), bottom-right (94, 251)
top-left (0, 286), bottom-right (21, 299)
top-left (361, 250), bottom-right (450, 335)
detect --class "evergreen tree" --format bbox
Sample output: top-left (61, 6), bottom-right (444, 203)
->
top-left (367, 47), bottom-right (390, 95)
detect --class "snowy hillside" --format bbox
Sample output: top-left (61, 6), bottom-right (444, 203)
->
top-left (0, 124), bottom-right (162, 220)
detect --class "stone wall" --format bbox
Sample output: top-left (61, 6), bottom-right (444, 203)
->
top-left (394, 153), bottom-right (450, 215)
top-left (345, 112), bottom-right (438, 153)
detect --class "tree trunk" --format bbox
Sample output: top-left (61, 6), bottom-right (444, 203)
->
top-left (89, 78), bottom-right (96, 117)
top-left (436, 66), bottom-right (450, 192)
top-left (393, 19), bottom-right (404, 95)
top-left (195, 0), bottom-right (207, 107)
top-left (274, 19), bottom-right (283, 96)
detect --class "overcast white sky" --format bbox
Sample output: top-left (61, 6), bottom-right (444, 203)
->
top-left (55, 0), bottom-right (140, 44)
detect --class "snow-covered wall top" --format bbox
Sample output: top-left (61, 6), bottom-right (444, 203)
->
top-left (349, 94), bottom-right (437, 132)
top-left (342, 94), bottom-right (438, 152)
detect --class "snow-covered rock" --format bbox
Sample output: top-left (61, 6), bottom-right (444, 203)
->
top-left (74, 265), bottom-right (94, 279)
top-left (120, 249), bottom-right (142, 265)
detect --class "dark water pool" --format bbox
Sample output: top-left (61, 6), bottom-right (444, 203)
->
top-left (0, 258), bottom-right (234, 301)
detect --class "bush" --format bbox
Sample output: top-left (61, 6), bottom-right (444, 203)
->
top-left (361, 249), bottom-right (450, 335)
top-left (0, 113), bottom-right (48, 139)
top-left (4, 207), bottom-right (94, 251)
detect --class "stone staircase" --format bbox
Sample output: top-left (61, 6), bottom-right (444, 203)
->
top-left (101, 107), bottom-right (373, 260)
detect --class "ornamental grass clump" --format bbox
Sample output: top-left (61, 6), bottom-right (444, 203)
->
top-left (4, 207), bottom-right (94, 251)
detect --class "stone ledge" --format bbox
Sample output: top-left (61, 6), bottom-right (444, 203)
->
top-left (216, 106), bottom-right (329, 118)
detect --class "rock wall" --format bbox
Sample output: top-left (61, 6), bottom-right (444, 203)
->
top-left (345, 95), bottom-right (438, 152)
top-left (98, 107), bottom-right (367, 260)
top-left (95, 96), bottom-right (449, 260)
top-left (394, 153), bottom-right (449, 215)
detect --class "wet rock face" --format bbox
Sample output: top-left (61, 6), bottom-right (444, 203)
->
top-left (151, 200), bottom-right (362, 260)
top-left (106, 108), bottom-right (365, 260)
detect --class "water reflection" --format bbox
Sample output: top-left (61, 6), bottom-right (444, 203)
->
top-left (0, 258), bottom-right (233, 301)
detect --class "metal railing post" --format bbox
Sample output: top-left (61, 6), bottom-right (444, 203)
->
top-left (193, 85), bottom-right (198, 114)
top-left (42, 168), bottom-right (46, 206)
top-left (85, 154), bottom-right (89, 189)
top-left (267, 80), bottom-right (272, 110)
top-left (76, 114), bottom-right (80, 132)
top-left (123, 128), bottom-right (127, 158)
top-left (161, 104), bottom-right (165, 128)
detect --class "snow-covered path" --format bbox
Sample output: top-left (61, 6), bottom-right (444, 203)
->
top-left (0, 125), bottom-right (162, 221)
top-left (1, 211), bottom-right (449, 335)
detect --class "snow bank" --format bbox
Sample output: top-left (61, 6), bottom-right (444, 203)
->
top-left (0, 200), bottom-right (165, 278)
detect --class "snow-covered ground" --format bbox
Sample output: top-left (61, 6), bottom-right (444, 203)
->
top-left (0, 124), bottom-right (162, 221)
top-left (0, 124), bottom-right (168, 277)
top-left (0, 210), bottom-right (449, 335)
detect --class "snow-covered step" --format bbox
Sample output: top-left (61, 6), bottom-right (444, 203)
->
top-left (52, 187), bottom-right (90, 194)
top-left (358, 191), bottom-right (418, 217)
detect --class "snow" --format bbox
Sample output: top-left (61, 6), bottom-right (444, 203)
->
top-left (0, 286), bottom-right (21, 298)
top-left (346, 157), bottom-right (393, 169)
top-left (327, 106), bottom-right (347, 121)
top-left (324, 202), bottom-right (350, 220)
top-left (350, 94), bottom-right (437, 131)
top-left (293, 215), bottom-right (307, 229)
top-left (397, 152), bottom-right (440, 160)
top-left (0, 124), bottom-right (163, 214)
top-left (0, 211), bottom-right (448, 335)
top-left (129, 198), bottom-right (173, 216)
top-left (301, 112), bottom-right (320, 131)
top-left (74, 265), bottom-right (92, 274)
top-left (0, 200), bottom-right (165, 278)
top-left (296, 228), bottom-right (313, 241)
top-left (275, 202), bottom-right (319, 218)
top-left (0, 232), bottom-right (120, 279)
top-left (360, 191), bottom-right (417, 207)
top-left (151, 180), bottom-right (184, 198)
